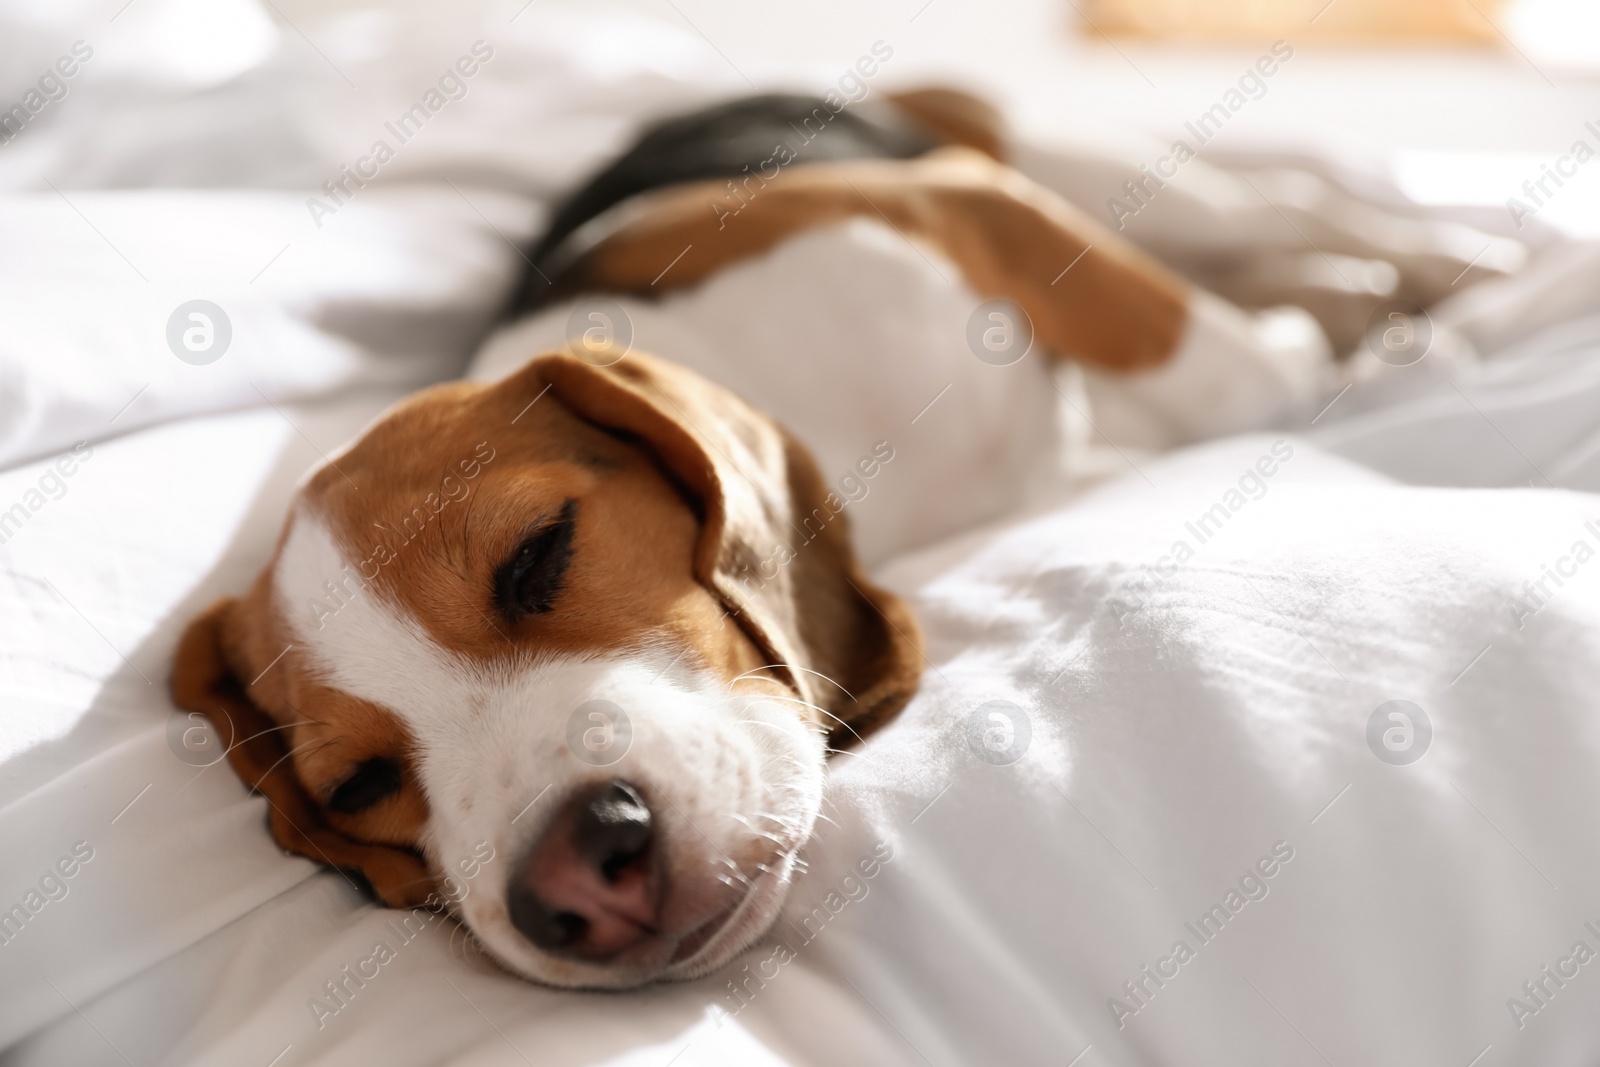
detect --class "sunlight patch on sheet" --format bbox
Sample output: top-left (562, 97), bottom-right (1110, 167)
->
top-left (0, 412), bottom-right (293, 764)
top-left (1393, 151), bottom-right (1600, 237)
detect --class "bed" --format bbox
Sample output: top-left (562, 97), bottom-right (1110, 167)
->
top-left (6, 1), bottom-right (1600, 1064)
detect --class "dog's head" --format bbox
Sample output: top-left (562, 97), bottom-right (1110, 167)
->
top-left (171, 350), bottom-right (921, 988)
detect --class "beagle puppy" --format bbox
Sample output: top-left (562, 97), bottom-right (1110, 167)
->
top-left (171, 88), bottom-right (1322, 989)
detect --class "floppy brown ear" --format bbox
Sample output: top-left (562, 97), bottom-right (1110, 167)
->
top-left (170, 598), bottom-right (436, 906)
top-left (527, 351), bottom-right (924, 745)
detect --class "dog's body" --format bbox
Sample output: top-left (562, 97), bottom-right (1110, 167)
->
top-left (172, 89), bottom-right (1330, 989)
top-left (485, 89), bottom-right (1332, 562)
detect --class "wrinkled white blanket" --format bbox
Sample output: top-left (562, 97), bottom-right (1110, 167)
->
top-left (6, 0), bottom-right (1600, 1064)
top-left (8, 424), bottom-right (1600, 1066)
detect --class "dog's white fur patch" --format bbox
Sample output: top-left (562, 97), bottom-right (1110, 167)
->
top-left (274, 508), bottom-right (827, 987)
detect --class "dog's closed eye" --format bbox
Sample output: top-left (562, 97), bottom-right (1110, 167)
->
top-left (328, 757), bottom-right (403, 814)
top-left (496, 499), bottom-right (578, 622)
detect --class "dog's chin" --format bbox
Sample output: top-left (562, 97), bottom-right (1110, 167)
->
top-left (465, 860), bottom-right (795, 991)
top-left (659, 855), bottom-right (795, 981)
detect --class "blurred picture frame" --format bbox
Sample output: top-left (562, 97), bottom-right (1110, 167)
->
top-left (1083, 0), bottom-right (1508, 42)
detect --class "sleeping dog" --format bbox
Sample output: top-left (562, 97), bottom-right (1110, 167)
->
top-left (171, 89), bottom-right (1326, 989)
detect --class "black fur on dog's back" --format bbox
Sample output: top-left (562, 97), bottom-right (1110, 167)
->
top-left (513, 93), bottom-right (934, 313)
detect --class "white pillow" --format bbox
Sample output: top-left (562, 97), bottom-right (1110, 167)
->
top-left (0, 186), bottom-right (529, 469)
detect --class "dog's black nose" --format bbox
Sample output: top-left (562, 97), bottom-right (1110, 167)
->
top-left (508, 779), bottom-right (658, 956)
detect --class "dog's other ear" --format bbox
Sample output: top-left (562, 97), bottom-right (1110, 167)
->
top-left (887, 86), bottom-right (1007, 161)
top-left (528, 352), bottom-right (923, 745)
top-left (170, 598), bottom-right (436, 906)
top-left (562, 149), bottom-right (1189, 372)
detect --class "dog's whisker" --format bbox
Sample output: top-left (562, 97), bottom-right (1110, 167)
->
top-left (750, 692), bottom-right (874, 754)
top-left (818, 793), bottom-right (853, 820)
top-left (719, 868), bottom-right (756, 889)
top-left (450, 916), bottom-right (489, 962)
top-left (731, 811), bottom-right (801, 837)
top-left (222, 718), bottom-right (303, 752)
top-left (256, 735), bottom-right (328, 782)
top-left (754, 830), bottom-right (801, 847)
top-left (299, 736), bottom-right (343, 766)
top-left (727, 663), bottom-right (856, 701)
top-left (745, 809), bottom-right (800, 829)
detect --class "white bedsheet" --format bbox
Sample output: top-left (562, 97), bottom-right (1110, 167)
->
top-left (8, 423), bottom-right (1600, 1066)
top-left (7, 0), bottom-right (1600, 1064)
